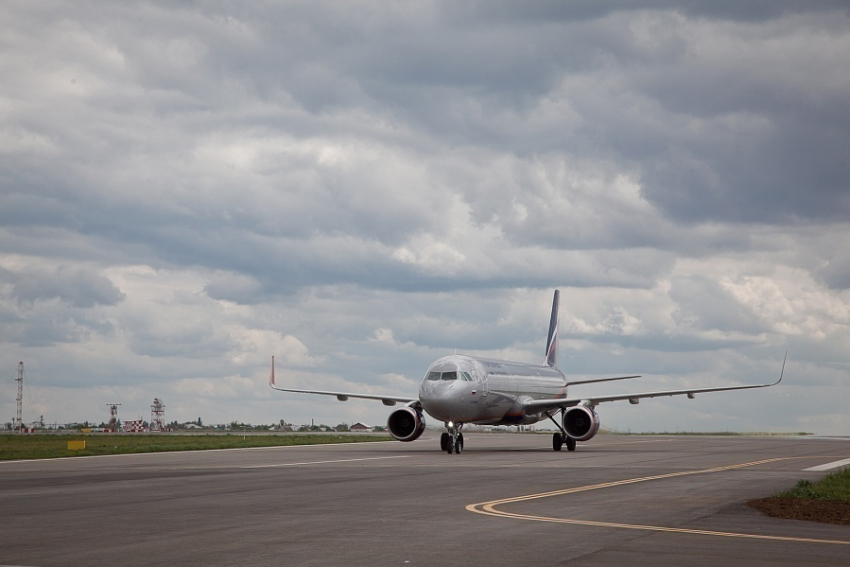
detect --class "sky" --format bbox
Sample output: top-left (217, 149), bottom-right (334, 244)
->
top-left (1, 1), bottom-right (848, 434)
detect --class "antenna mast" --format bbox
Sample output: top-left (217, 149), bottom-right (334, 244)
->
top-left (15, 361), bottom-right (23, 433)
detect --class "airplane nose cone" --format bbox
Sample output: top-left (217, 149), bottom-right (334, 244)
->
top-left (420, 381), bottom-right (470, 422)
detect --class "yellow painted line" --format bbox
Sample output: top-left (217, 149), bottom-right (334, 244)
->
top-left (467, 457), bottom-right (850, 546)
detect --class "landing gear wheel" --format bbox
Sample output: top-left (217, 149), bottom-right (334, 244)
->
top-left (446, 440), bottom-right (453, 454)
top-left (566, 437), bottom-right (577, 452)
top-left (456, 433), bottom-right (464, 454)
top-left (552, 432), bottom-right (563, 451)
top-left (440, 432), bottom-right (449, 451)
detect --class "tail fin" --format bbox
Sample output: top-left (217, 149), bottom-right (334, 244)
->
top-left (545, 290), bottom-right (559, 368)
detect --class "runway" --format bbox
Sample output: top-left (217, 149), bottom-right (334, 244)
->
top-left (2, 434), bottom-right (849, 566)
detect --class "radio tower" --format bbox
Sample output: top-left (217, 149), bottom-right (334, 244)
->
top-left (15, 362), bottom-right (23, 433)
top-left (150, 398), bottom-right (165, 432)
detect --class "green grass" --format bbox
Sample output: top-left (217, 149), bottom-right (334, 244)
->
top-left (0, 433), bottom-right (394, 461)
top-left (777, 468), bottom-right (850, 502)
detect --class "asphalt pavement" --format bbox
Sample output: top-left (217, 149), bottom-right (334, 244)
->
top-left (1, 433), bottom-right (849, 566)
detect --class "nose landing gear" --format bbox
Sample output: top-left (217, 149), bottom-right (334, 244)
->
top-left (441, 422), bottom-right (464, 454)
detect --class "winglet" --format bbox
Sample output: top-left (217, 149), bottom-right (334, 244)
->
top-left (270, 355), bottom-right (276, 387)
top-left (776, 350), bottom-right (787, 385)
top-left (545, 290), bottom-right (559, 368)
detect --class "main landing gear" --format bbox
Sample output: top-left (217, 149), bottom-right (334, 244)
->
top-left (548, 410), bottom-right (577, 452)
top-left (552, 432), bottom-right (577, 452)
top-left (441, 422), bottom-right (464, 454)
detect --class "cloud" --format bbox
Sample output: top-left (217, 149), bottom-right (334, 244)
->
top-left (0, 1), bottom-right (847, 434)
top-left (10, 265), bottom-right (125, 309)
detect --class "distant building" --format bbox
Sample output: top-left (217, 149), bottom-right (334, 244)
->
top-left (350, 422), bottom-right (370, 431)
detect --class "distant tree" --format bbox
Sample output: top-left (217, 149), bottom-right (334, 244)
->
top-left (373, 426), bottom-right (386, 432)
top-left (335, 423), bottom-right (350, 432)
top-left (298, 425), bottom-right (310, 432)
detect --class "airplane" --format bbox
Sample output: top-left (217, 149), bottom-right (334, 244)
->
top-left (270, 290), bottom-right (785, 454)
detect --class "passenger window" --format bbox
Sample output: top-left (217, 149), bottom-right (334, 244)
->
top-left (427, 372), bottom-right (441, 381)
top-left (441, 371), bottom-right (457, 381)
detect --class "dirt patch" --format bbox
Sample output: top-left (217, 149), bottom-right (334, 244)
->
top-left (747, 497), bottom-right (850, 526)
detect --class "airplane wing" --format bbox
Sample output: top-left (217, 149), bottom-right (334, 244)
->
top-left (567, 375), bottom-right (641, 386)
top-left (269, 356), bottom-right (417, 406)
top-left (525, 354), bottom-right (786, 413)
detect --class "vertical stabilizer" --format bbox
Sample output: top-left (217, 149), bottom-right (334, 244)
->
top-left (545, 290), bottom-right (559, 368)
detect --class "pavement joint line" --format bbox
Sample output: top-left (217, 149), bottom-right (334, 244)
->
top-left (466, 456), bottom-right (850, 546)
top-left (0, 440), bottom-right (396, 465)
top-left (240, 455), bottom-right (409, 468)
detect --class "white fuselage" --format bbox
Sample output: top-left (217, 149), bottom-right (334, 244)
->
top-left (418, 355), bottom-right (567, 426)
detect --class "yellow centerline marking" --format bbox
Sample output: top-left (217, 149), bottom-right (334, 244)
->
top-left (466, 457), bottom-right (850, 546)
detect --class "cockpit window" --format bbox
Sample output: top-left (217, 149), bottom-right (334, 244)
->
top-left (427, 371), bottom-right (441, 381)
top-left (441, 371), bottom-right (458, 381)
top-left (461, 371), bottom-right (473, 382)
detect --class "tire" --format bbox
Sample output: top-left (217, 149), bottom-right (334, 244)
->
top-left (553, 432), bottom-right (563, 452)
top-left (566, 437), bottom-right (577, 452)
top-left (440, 432), bottom-right (449, 451)
top-left (454, 437), bottom-right (463, 454)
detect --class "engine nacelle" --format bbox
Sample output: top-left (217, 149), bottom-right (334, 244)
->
top-left (387, 406), bottom-right (426, 442)
top-left (563, 406), bottom-right (600, 442)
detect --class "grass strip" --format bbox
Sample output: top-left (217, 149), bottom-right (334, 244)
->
top-left (0, 433), bottom-right (394, 461)
top-left (777, 467), bottom-right (850, 501)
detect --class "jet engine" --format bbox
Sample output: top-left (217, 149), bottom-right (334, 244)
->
top-left (563, 406), bottom-right (600, 442)
top-left (387, 406), bottom-right (426, 442)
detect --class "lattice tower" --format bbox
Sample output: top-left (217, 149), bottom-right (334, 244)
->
top-left (106, 403), bottom-right (121, 430)
top-left (150, 398), bottom-right (166, 432)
